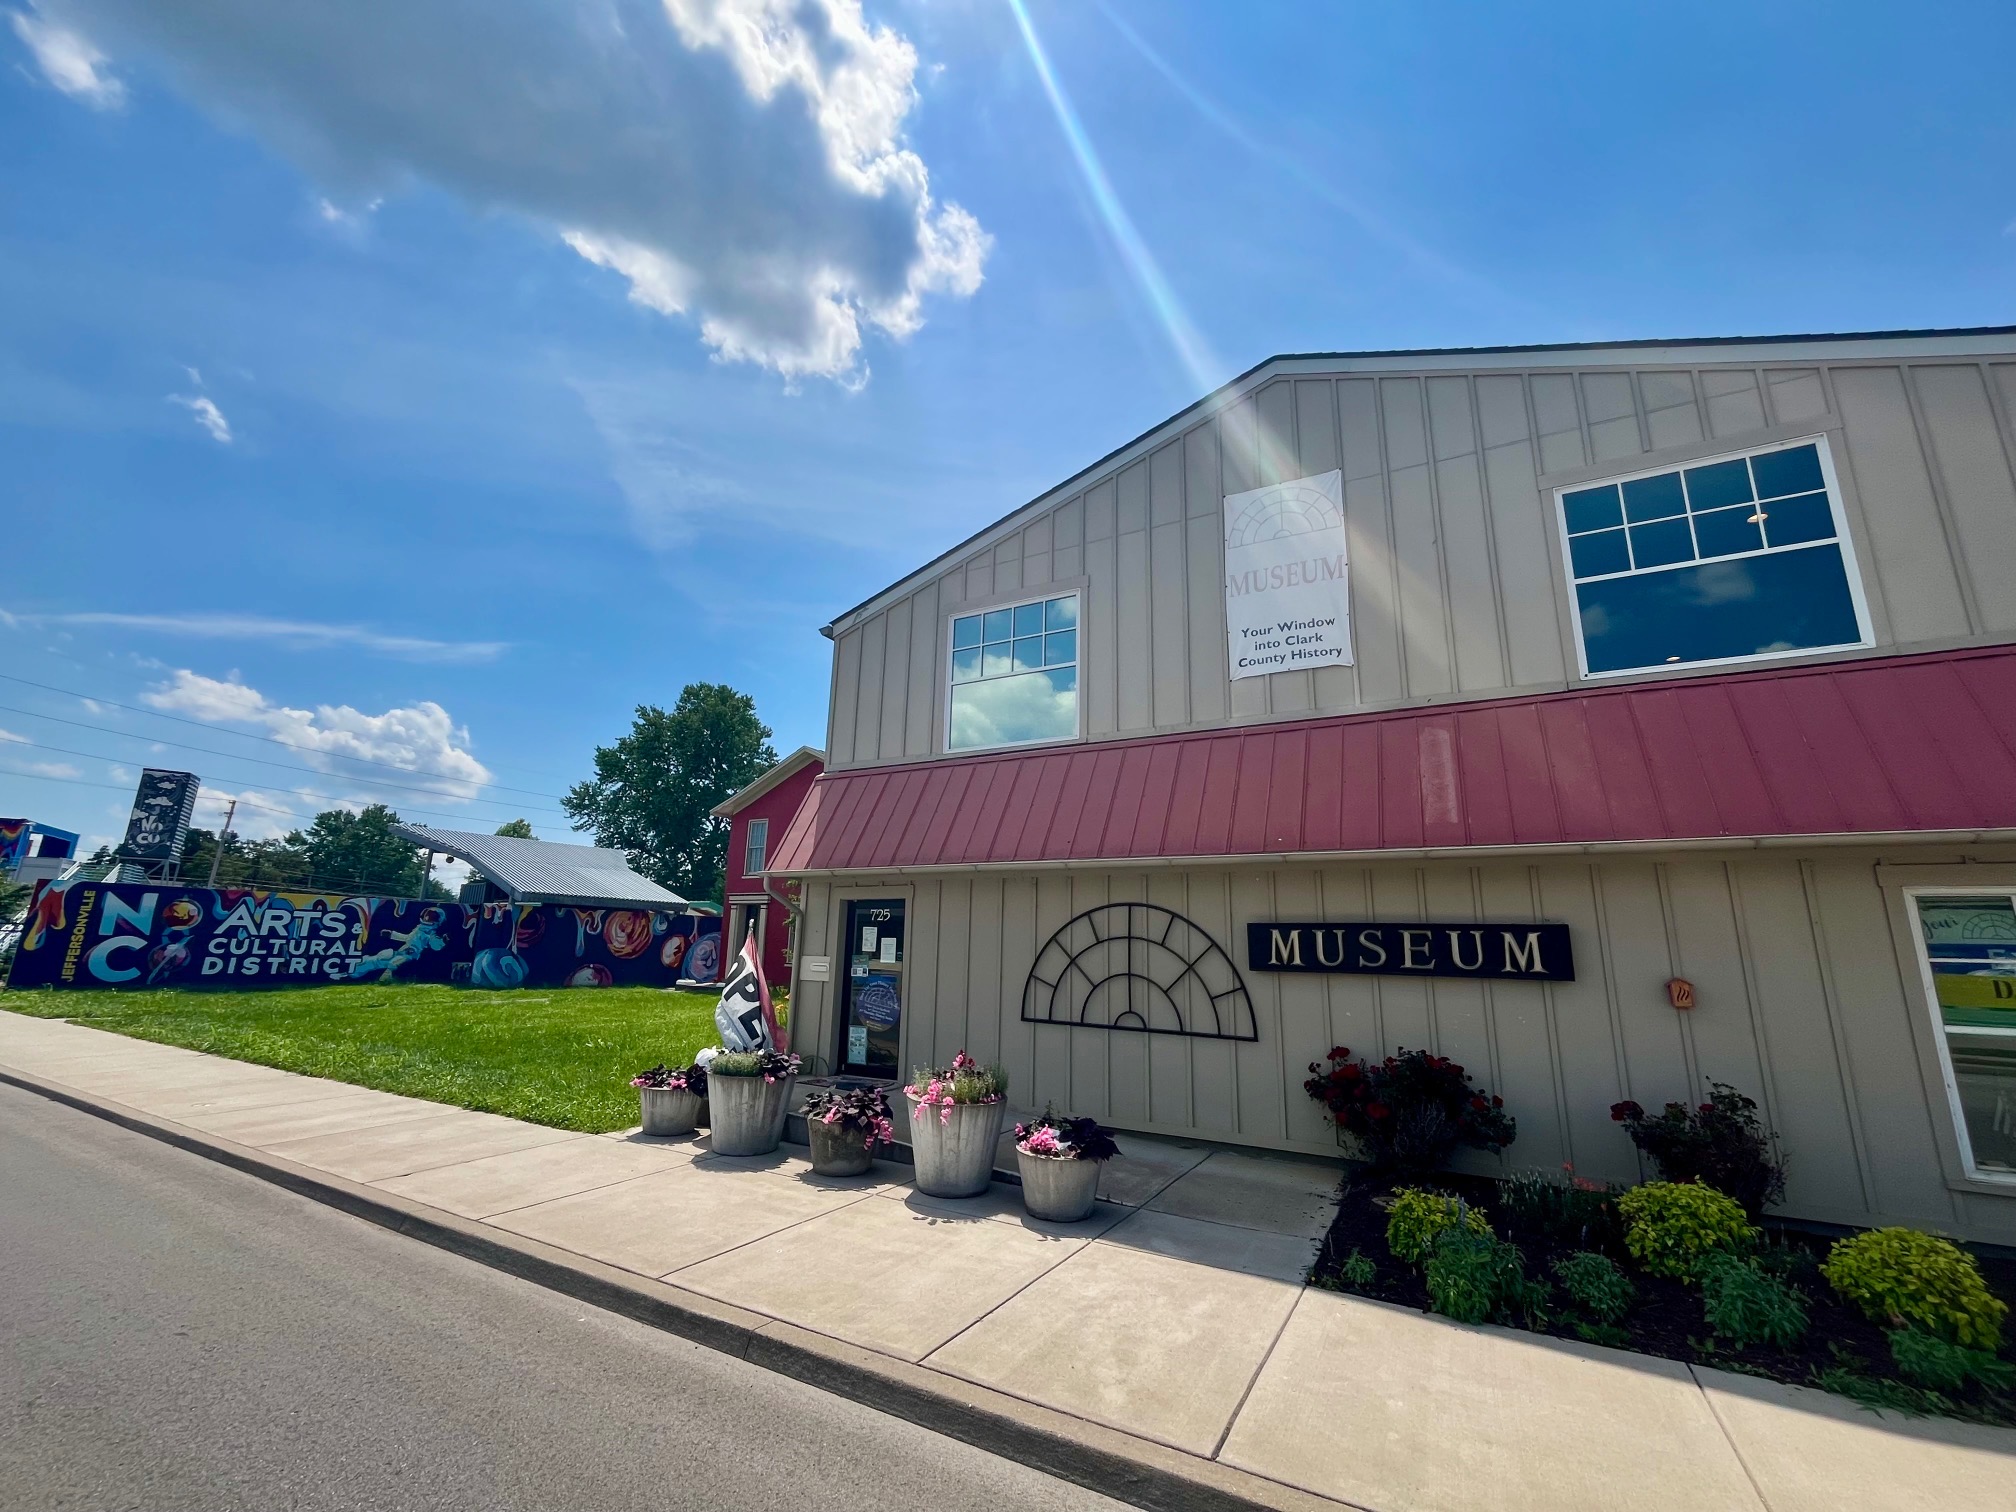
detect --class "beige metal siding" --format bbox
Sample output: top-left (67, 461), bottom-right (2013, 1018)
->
top-left (794, 848), bottom-right (2016, 1243)
top-left (825, 353), bottom-right (2016, 770)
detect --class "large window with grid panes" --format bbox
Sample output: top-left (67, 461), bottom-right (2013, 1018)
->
top-left (1555, 436), bottom-right (1871, 678)
top-left (946, 593), bottom-right (1079, 752)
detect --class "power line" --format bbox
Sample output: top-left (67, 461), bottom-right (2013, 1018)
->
top-left (0, 671), bottom-right (570, 797)
top-left (0, 727), bottom-right (570, 817)
top-left (0, 761), bottom-right (569, 835)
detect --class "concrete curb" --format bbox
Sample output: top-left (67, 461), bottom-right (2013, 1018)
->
top-left (0, 1062), bottom-right (1350, 1512)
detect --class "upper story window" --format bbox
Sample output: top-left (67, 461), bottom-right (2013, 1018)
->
top-left (743, 817), bottom-right (768, 877)
top-left (1557, 437), bottom-right (1871, 678)
top-left (947, 593), bottom-right (1079, 751)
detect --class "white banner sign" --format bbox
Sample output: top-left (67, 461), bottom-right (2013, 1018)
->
top-left (1222, 469), bottom-right (1353, 681)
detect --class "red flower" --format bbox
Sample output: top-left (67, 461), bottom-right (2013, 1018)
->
top-left (1610, 1100), bottom-right (1643, 1122)
top-left (1366, 1102), bottom-right (1390, 1120)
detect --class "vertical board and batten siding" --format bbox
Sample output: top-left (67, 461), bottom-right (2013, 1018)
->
top-left (825, 356), bottom-right (2016, 771)
top-left (796, 848), bottom-right (2016, 1244)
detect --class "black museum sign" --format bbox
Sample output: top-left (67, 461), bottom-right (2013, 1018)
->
top-left (1247, 921), bottom-right (1574, 982)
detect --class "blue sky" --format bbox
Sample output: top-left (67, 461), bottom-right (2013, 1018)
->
top-left (2, 0), bottom-right (2012, 861)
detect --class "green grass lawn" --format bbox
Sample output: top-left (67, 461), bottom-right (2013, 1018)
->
top-left (1, 983), bottom-right (719, 1132)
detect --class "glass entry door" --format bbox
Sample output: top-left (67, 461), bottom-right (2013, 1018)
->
top-left (838, 899), bottom-right (904, 1078)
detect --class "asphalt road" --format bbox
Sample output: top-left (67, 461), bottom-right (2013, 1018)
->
top-left (0, 1082), bottom-right (1126, 1512)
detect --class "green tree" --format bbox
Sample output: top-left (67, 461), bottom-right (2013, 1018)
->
top-left (563, 684), bottom-right (776, 900)
top-left (287, 804), bottom-right (447, 897)
top-left (493, 818), bottom-right (536, 838)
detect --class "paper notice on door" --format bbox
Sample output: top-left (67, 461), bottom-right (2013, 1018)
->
top-left (860, 926), bottom-right (878, 952)
top-left (847, 1025), bottom-right (868, 1063)
top-left (878, 937), bottom-right (898, 964)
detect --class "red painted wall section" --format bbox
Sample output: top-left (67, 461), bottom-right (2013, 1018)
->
top-left (724, 757), bottom-right (823, 985)
top-left (771, 647), bottom-right (2016, 874)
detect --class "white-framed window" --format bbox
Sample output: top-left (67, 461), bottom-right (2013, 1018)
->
top-left (946, 592), bottom-right (1080, 752)
top-left (743, 817), bottom-right (768, 877)
top-left (1904, 887), bottom-right (2016, 1185)
top-left (1554, 435), bottom-right (1872, 678)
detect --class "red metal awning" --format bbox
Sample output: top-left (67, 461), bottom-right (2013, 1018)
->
top-left (768, 647), bottom-right (2016, 874)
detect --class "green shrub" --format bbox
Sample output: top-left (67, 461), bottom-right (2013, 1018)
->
top-left (1617, 1182), bottom-right (1756, 1283)
top-left (1571, 1320), bottom-right (1632, 1348)
top-left (1552, 1250), bottom-right (1634, 1324)
top-left (1700, 1254), bottom-right (1808, 1350)
top-left (1385, 1188), bottom-right (1491, 1266)
top-left (1337, 1248), bottom-right (1378, 1288)
top-left (1887, 1328), bottom-right (2016, 1394)
top-left (1424, 1229), bottom-right (1549, 1327)
top-left (1499, 1166), bottom-right (1624, 1250)
top-left (1821, 1229), bottom-right (2007, 1351)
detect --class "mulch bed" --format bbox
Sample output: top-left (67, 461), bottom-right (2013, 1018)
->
top-left (1308, 1167), bottom-right (2016, 1429)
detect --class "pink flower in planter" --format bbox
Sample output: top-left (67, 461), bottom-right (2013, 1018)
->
top-left (1020, 1126), bottom-right (1066, 1157)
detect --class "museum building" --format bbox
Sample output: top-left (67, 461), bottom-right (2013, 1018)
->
top-left (768, 327), bottom-right (2016, 1244)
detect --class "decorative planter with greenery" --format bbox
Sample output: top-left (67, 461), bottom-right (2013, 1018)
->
top-left (1304, 1066), bottom-right (2016, 1426)
top-left (906, 1052), bottom-right (1008, 1198)
top-left (1013, 1109), bottom-right (1119, 1222)
top-left (1610, 1082), bottom-right (1787, 1217)
top-left (631, 1062), bottom-right (707, 1137)
top-left (706, 1048), bottom-right (800, 1156)
top-left (802, 1084), bottom-right (896, 1177)
top-left (1303, 1045), bottom-right (1516, 1174)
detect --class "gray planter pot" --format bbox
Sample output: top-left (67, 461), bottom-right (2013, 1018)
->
top-left (638, 1086), bottom-right (704, 1137)
top-left (1016, 1149), bottom-right (1103, 1222)
top-left (907, 1093), bottom-right (1006, 1198)
top-left (807, 1117), bottom-right (874, 1177)
top-left (707, 1074), bottom-right (794, 1156)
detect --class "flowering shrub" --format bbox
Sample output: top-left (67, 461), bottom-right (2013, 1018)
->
top-left (802, 1084), bottom-right (896, 1149)
top-left (1304, 1046), bottom-right (1515, 1174)
top-left (1822, 1228), bottom-right (2007, 1351)
top-left (1014, 1108), bottom-right (1119, 1162)
top-left (907, 1051), bottom-right (1008, 1125)
top-left (631, 1062), bottom-right (707, 1095)
top-left (709, 1048), bottom-right (801, 1083)
top-left (1617, 1181), bottom-right (1756, 1283)
top-left (1385, 1188), bottom-right (1492, 1266)
top-left (1609, 1082), bottom-right (1786, 1216)
top-left (1499, 1164), bottom-right (1623, 1250)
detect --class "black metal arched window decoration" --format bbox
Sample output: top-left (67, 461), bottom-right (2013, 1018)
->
top-left (1021, 904), bottom-right (1257, 1041)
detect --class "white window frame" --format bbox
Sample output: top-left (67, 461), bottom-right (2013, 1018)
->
top-left (943, 590), bottom-right (1084, 754)
top-left (743, 817), bottom-right (768, 877)
top-left (1902, 884), bottom-right (2016, 1188)
top-left (1553, 433), bottom-right (1874, 681)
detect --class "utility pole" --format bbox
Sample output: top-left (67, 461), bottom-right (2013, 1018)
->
top-left (207, 799), bottom-right (237, 888)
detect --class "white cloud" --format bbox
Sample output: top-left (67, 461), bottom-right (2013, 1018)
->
top-left (146, 669), bottom-right (496, 801)
top-left (2, 607), bottom-right (505, 663)
top-left (167, 392), bottom-right (232, 443)
top-left (18, 759), bottom-right (83, 778)
top-left (0, 727), bottom-right (24, 743)
top-left (195, 783), bottom-right (299, 841)
top-left (9, 6), bottom-right (123, 107)
top-left (30, 0), bottom-right (989, 382)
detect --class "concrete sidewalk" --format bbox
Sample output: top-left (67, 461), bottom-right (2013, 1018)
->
top-left (3, 1011), bottom-right (2013, 1512)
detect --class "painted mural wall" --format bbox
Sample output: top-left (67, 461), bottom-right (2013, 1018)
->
top-left (8, 879), bottom-right (722, 992)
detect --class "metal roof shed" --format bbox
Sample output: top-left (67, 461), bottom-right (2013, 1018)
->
top-left (391, 824), bottom-right (688, 910)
